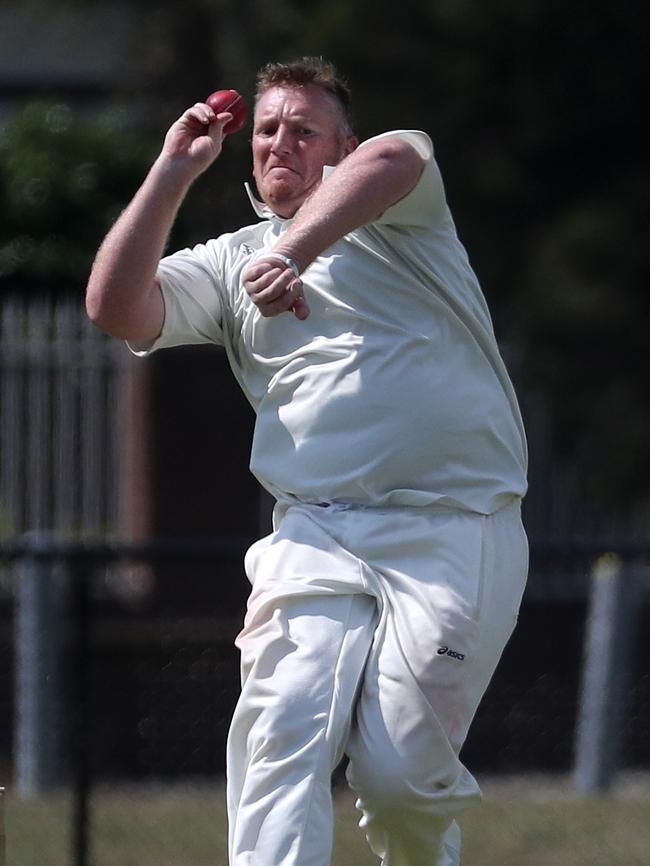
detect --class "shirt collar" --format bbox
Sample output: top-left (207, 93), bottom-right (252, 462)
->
top-left (244, 164), bottom-right (337, 220)
top-left (244, 183), bottom-right (277, 219)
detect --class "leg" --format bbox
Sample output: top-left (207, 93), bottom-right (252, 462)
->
top-left (345, 502), bottom-right (528, 866)
top-left (346, 612), bottom-right (477, 866)
top-left (227, 509), bottom-right (377, 866)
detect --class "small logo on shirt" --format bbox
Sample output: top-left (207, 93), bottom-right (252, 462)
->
top-left (241, 243), bottom-right (255, 256)
top-left (437, 646), bottom-right (465, 661)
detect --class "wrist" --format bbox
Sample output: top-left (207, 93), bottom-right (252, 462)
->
top-left (266, 252), bottom-right (301, 277)
top-left (272, 244), bottom-right (312, 275)
top-left (150, 152), bottom-right (200, 197)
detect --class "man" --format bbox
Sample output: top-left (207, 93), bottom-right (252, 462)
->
top-left (86, 57), bottom-right (528, 866)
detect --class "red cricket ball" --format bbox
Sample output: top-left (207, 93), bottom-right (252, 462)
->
top-left (205, 89), bottom-right (248, 135)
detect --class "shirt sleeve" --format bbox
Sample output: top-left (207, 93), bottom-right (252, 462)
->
top-left (128, 243), bottom-right (225, 356)
top-left (358, 130), bottom-right (446, 229)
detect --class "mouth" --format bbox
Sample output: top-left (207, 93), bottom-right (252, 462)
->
top-left (267, 165), bottom-right (297, 175)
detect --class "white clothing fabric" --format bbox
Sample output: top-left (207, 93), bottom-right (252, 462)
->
top-left (129, 128), bottom-right (530, 865)
top-left (228, 500), bottom-right (528, 866)
top-left (135, 129), bottom-right (527, 515)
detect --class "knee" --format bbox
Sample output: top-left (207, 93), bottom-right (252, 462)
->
top-left (347, 749), bottom-right (429, 811)
top-left (346, 747), bottom-right (478, 818)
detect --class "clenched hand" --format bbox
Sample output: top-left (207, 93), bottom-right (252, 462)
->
top-left (243, 256), bottom-right (310, 320)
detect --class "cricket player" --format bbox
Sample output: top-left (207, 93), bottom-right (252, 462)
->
top-left (86, 57), bottom-right (528, 866)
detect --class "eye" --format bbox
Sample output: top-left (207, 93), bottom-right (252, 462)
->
top-left (255, 125), bottom-right (276, 137)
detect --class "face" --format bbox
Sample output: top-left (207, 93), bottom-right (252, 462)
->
top-left (252, 84), bottom-right (358, 218)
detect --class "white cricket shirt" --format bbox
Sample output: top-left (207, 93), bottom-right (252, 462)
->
top-left (138, 130), bottom-right (528, 514)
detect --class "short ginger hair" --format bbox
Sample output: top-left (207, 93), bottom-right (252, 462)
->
top-left (255, 57), bottom-right (354, 134)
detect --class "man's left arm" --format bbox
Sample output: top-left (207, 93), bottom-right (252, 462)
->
top-left (243, 137), bottom-right (425, 319)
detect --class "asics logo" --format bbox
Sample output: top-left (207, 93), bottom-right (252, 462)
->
top-left (437, 646), bottom-right (465, 661)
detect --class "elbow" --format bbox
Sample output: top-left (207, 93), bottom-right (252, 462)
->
top-left (85, 280), bottom-right (114, 334)
top-left (369, 137), bottom-right (424, 166)
top-left (363, 139), bottom-right (426, 190)
top-left (85, 277), bottom-right (164, 344)
top-left (85, 283), bottom-right (102, 326)
top-left (84, 280), bottom-right (129, 340)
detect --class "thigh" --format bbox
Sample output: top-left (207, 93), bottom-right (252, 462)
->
top-left (230, 507), bottom-right (380, 774)
top-left (349, 502), bottom-right (528, 767)
top-left (232, 591), bottom-right (377, 762)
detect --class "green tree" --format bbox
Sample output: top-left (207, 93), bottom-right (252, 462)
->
top-left (0, 102), bottom-right (156, 294)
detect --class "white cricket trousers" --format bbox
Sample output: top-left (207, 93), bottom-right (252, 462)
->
top-left (226, 499), bottom-right (528, 866)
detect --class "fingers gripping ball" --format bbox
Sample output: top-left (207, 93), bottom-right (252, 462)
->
top-left (206, 89), bottom-right (248, 135)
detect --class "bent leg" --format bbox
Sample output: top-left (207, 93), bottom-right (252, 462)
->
top-left (346, 503), bottom-right (528, 866)
top-left (345, 612), bottom-right (478, 866)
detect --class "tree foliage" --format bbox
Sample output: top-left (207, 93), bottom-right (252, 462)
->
top-left (0, 102), bottom-right (156, 292)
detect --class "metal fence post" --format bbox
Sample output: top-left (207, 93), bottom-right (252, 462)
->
top-left (70, 553), bottom-right (91, 866)
top-left (573, 553), bottom-right (639, 793)
top-left (0, 786), bottom-right (5, 866)
top-left (14, 534), bottom-right (60, 798)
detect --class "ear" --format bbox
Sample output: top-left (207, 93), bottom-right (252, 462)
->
top-left (344, 135), bottom-right (359, 156)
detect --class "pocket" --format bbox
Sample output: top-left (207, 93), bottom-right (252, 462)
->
top-left (436, 511), bottom-right (487, 624)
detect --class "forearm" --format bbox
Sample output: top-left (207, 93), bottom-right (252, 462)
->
top-left (85, 156), bottom-right (195, 341)
top-left (274, 138), bottom-right (424, 271)
top-left (86, 101), bottom-right (232, 341)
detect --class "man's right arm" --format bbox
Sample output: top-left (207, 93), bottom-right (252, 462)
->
top-left (85, 103), bottom-right (234, 343)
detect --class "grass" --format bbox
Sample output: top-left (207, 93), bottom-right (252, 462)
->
top-left (4, 774), bottom-right (650, 865)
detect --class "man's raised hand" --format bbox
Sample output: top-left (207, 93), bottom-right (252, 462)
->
top-left (160, 103), bottom-right (234, 178)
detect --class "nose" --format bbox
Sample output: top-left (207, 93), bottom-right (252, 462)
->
top-left (270, 123), bottom-right (293, 155)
